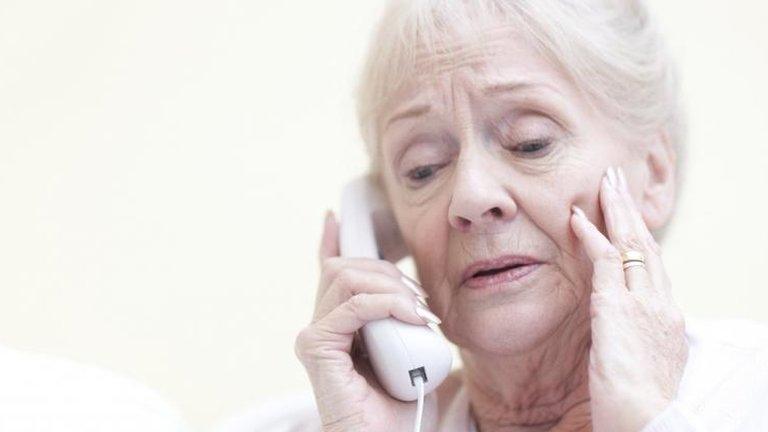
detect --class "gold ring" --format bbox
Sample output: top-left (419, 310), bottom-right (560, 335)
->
top-left (621, 250), bottom-right (645, 270)
top-left (623, 261), bottom-right (645, 270)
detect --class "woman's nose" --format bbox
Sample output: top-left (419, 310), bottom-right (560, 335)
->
top-left (447, 161), bottom-right (517, 234)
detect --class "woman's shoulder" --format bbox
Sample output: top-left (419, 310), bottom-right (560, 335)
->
top-left (682, 316), bottom-right (768, 390)
top-left (676, 316), bottom-right (768, 429)
top-left (213, 372), bottom-right (466, 432)
top-left (0, 344), bottom-right (186, 432)
top-left (685, 316), bottom-right (768, 351)
top-left (213, 390), bottom-right (321, 432)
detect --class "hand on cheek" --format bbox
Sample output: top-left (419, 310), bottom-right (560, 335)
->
top-left (569, 166), bottom-right (688, 432)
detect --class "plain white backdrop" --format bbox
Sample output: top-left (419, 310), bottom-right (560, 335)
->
top-left (0, 0), bottom-right (766, 429)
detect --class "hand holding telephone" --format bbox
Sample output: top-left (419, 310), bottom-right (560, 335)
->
top-left (339, 176), bottom-right (453, 402)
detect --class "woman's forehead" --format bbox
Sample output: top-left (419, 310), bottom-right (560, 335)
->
top-left (413, 25), bottom-right (525, 74)
top-left (382, 31), bottom-right (572, 125)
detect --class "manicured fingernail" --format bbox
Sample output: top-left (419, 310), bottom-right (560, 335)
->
top-left (415, 295), bottom-right (429, 307)
top-left (401, 274), bottom-right (429, 298)
top-left (402, 273), bottom-right (424, 287)
top-left (571, 205), bottom-right (587, 220)
top-left (415, 304), bottom-right (441, 324)
top-left (606, 166), bottom-right (617, 188)
top-left (617, 167), bottom-right (628, 192)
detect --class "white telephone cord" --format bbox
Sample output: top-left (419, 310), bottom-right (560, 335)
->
top-left (413, 375), bottom-right (425, 432)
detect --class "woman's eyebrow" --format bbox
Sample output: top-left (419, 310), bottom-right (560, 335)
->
top-left (482, 80), bottom-right (533, 96)
top-left (481, 79), bottom-right (562, 97)
top-left (384, 103), bottom-right (431, 131)
top-left (383, 80), bottom-right (564, 132)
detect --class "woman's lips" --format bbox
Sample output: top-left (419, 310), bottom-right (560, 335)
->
top-left (462, 263), bottom-right (542, 289)
top-left (460, 255), bottom-right (541, 286)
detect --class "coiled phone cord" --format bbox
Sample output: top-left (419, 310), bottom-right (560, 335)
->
top-left (413, 375), bottom-right (425, 432)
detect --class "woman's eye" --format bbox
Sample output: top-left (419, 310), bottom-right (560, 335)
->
top-left (405, 164), bottom-right (442, 185)
top-left (512, 138), bottom-right (552, 156)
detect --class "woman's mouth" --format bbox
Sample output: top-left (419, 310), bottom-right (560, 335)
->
top-left (461, 255), bottom-right (543, 290)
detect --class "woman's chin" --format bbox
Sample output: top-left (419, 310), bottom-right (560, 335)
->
top-left (440, 268), bottom-right (587, 354)
top-left (448, 296), bottom-right (584, 355)
top-left (474, 312), bottom-right (566, 354)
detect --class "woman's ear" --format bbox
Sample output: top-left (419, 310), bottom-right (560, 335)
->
top-left (638, 129), bottom-right (677, 231)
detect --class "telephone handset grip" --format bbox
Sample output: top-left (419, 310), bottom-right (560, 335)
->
top-left (339, 177), bottom-right (453, 402)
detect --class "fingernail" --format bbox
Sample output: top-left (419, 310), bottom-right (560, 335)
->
top-left (401, 273), bottom-right (424, 287)
top-left (617, 167), bottom-right (628, 192)
top-left (571, 205), bottom-right (587, 220)
top-left (401, 274), bottom-right (429, 298)
top-left (606, 166), bottom-right (617, 188)
top-left (602, 170), bottom-right (611, 190)
top-left (415, 295), bottom-right (429, 307)
top-left (324, 209), bottom-right (334, 224)
top-left (415, 304), bottom-right (441, 324)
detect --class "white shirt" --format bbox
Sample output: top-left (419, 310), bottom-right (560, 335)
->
top-left (0, 344), bottom-right (187, 432)
top-left (219, 317), bottom-right (768, 432)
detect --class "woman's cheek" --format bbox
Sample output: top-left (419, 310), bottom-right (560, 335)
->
top-left (406, 207), bottom-right (450, 294)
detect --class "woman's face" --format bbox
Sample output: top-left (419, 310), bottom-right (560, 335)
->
top-left (379, 31), bottom-right (646, 354)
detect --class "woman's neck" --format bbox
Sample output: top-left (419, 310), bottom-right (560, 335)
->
top-left (460, 310), bottom-right (593, 432)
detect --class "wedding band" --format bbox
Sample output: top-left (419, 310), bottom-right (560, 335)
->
top-left (623, 261), bottom-right (645, 270)
top-left (621, 250), bottom-right (645, 270)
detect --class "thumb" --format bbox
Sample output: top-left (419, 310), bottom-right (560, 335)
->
top-left (318, 209), bottom-right (340, 266)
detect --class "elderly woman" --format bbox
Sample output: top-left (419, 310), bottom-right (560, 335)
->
top-left (290, 1), bottom-right (768, 431)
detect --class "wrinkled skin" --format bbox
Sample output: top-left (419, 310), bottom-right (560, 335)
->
top-left (294, 25), bottom-right (687, 432)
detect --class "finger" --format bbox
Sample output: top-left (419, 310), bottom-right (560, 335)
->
top-left (314, 268), bottom-right (429, 320)
top-left (317, 257), bottom-right (428, 301)
top-left (570, 204), bottom-right (625, 295)
top-left (314, 293), bottom-right (434, 337)
top-left (615, 168), bottom-right (662, 256)
top-left (599, 167), bottom-right (653, 294)
top-left (321, 256), bottom-right (401, 285)
top-left (616, 167), bottom-right (670, 295)
top-left (318, 210), bottom-right (340, 266)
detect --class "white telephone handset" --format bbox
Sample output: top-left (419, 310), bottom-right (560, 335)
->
top-left (339, 176), bottom-right (453, 403)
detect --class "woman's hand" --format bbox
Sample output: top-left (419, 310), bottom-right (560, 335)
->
top-left (570, 166), bottom-right (689, 432)
top-left (293, 211), bottom-right (441, 432)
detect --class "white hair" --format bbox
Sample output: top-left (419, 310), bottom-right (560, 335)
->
top-left (355, 0), bottom-right (686, 217)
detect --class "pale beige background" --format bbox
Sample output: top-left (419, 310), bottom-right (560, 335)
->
top-left (0, 0), bottom-right (766, 430)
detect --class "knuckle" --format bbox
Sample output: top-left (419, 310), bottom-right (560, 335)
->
top-left (319, 259), bottom-right (344, 289)
top-left (591, 275), bottom-right (617, 293)
top-left (615, 235), bottom-right (644, 253)
top-left (348, 292), bottom-right (370, 311)
top-left (379, 260), bottom-right (403, 277)
top-left (293, 327), bottom-right (313, 360)
top-left (334, 268), bottom-right (359, 290)
top-left (393, 293), bottom-right (414, 309)
top-left (321, 257), bottom-right (343, 278)
top-left (357, 257), bottom-right (400, 279)
top-left (597, 244), bottom-right (622, 266)
top-left (590, 290), bottom-right (615, 309)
